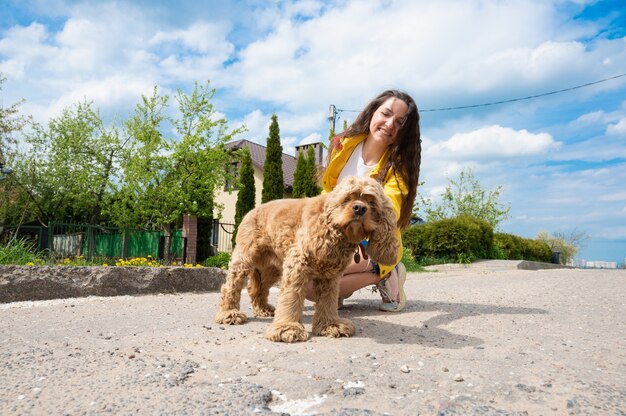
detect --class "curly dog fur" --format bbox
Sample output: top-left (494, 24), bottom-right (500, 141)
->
top-left (214, 176), bottom-right (399, 343)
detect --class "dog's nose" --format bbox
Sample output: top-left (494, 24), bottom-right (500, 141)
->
top-left (352, 203), bottom-right (367, 216)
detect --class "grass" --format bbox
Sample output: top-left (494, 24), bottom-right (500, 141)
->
top-left (0, 238), bottom-right (204, 268)
top-left (0, 238), bottom-right (46, 266)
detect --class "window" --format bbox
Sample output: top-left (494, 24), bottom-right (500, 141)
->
top-left (224, 161), bottom-right (240, 191)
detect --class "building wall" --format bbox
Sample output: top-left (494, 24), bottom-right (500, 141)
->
top-left (214, 166), bottom-right (265, 224)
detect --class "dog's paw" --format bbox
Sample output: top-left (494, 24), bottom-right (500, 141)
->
top-left (215, 310), bottom-right (248, 325)
top-left (252, 304), bottom-right (275, 317)
top-left (313, 318), bottom-right (356, 338)
top-left (265, 322), bottom-right (309, 343)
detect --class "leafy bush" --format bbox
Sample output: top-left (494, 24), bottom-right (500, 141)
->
top-left (403, 215), bottom-right (494, 261)
top-left (522, 238), bottom-right (552, 263)
top-left (493, 233), bottom-right (525, 259)
top-left (203, 251), bottom-right (231, 269)
top-left (492, 232), bottom-right (552, 263)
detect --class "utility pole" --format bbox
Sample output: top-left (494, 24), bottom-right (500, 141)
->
top-left (328, 104), bottom-right (337, 133)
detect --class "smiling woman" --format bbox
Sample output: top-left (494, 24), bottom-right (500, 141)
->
top-left (314, 89), bottom-right (421, 313)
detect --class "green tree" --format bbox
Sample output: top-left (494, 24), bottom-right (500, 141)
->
top-left (304, 146), bottom-right (321, 197)
top-left (0, 75), bottom-right (26, 169)
top-left (0, 74), bottom-right (30, 224)
top-left (111, 82), bottom-right (240, 260)
top-left (417, 168), bottom-right (511, 229)
top-left (292, 147), bottom-right (320, 198)
top-left (536, 229), bottom-right (590, 265)
top-left (109, 87), bottom-right (170, 230)
top-left (261, 114), bottom-right (284, 203)
top-left (232, 146), bottom-right (256, 246)
top-left (292, 151), bottom-right (307, 198)
top-left (12, 101), bottom-right (122, 225)
top-left (171, 82), bottom-right (237, 220)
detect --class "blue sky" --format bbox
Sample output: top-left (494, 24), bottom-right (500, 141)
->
top-left (1, 0), bottom-right (625, 264)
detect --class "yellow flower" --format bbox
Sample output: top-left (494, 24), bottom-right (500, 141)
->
top-left (102, 263), bottom-right (109, 267)
top-left (26, 262), bottom-right (35, 266)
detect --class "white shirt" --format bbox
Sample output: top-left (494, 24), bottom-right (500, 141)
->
top-left (337, 141), bottom-right (376, 184)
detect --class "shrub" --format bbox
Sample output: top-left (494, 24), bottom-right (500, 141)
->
top-left (402, 224), bottom-right (425, 259)
top-left (402, 215), bottom-right (494, 262)
top-left (203, 251), bottom-right (231, 269)
top-left (493, 233), bottom-right (525, 259)
top-left (492, 233), bottom-right (552, 263)
top-left (522, 238), bottom-right (552, 263)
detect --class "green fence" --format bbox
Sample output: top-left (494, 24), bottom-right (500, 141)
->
top-left (1, 222), bottom-right (185, 261)
top-left (47, 222), bottom-right (184, 260)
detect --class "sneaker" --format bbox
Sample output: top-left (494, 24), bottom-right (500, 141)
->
top-left (377, 263), bottom-right (407, 312)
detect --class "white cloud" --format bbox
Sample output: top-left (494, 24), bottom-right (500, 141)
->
top-left (233, 109), bottom-right (270, 144)
top-left (150, 22), bottom-right (234, 83)
top-left (426, 125), bottom-right (559, 161)
top-left (30, 74), bottom-right (156, 123)
top-left (600, 191), bottom-right (626, 202)
top-left (226, 0), bottom-right (626, 116)
top-left (299, 132), bottom-right (322, 145)
top-left (606, 118), bottom-right (626, 135)
top-left (151, 22), bottom-right (233, 54)
top-left (0, 22), bottom-right (57, 79)
top-left (574, 110), bottom-right (607, 124)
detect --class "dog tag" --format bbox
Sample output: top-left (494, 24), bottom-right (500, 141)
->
top-left (354, 250), bottom-right (361, 264)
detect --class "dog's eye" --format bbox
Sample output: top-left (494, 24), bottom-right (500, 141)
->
top-left (362, 194), bottom-right (375, 204)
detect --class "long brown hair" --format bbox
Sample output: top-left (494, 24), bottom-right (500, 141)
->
top-left (337, 90), bottom-right (421, 228)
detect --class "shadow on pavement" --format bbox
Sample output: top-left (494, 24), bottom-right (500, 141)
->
top-left (339, 299), bottom-right (549, 348)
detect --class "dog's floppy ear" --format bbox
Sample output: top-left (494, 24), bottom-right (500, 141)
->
top-left (366, 184), bottom-right (400, 265)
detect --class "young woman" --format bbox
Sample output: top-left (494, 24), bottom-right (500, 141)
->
top-left (305, 90), bottom-right (421, 312)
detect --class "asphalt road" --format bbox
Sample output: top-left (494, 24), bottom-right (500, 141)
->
top-left (1, 263), bottom-right (624, 415)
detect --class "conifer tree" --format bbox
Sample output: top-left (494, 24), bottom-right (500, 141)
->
top-left (261, 114), bottom-right (284, 203)
top-left (292, 150), bottom-right (307, 198)
top-left (304, 146), bottom-right (321, 197)
top-left (232, 146), bottom-right (255, 246)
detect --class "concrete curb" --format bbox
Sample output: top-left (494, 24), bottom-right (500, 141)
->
top-left (423, 259), bottom-right (574, 272)
top-left (0, 265), bottom-right (227, 303)
top-left (517, 260), bottom-right (576, 270)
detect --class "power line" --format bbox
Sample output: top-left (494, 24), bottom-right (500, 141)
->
top-left (335, 73), bottom-right (626, 114)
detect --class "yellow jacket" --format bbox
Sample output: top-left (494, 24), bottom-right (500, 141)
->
top-left (322, 134), bottom-right (406, 277)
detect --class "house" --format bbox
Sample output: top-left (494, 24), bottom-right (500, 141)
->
top-left (214, 139), bottom-right (325, 225)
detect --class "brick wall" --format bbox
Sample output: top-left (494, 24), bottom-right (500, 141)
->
top-left (182, 214), bottom-right (197, 264)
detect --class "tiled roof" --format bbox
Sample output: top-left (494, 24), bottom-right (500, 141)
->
top-left (225, 139), bottom-right (297, 190)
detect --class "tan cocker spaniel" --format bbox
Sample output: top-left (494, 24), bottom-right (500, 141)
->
top-left (215, 176), bottom-right (399, 342)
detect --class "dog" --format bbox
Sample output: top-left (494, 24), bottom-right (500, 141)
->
top-left (214, 176), bottom-right (399, 342)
